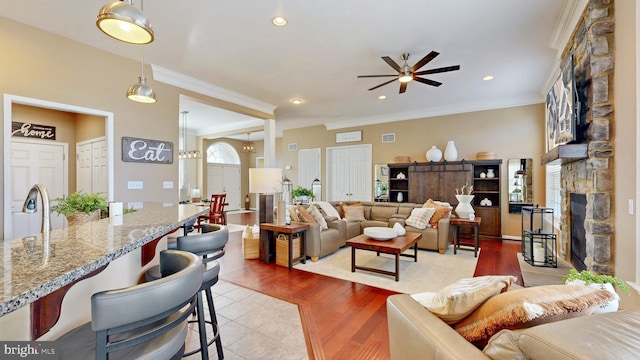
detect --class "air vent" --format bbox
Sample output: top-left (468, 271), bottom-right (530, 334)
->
top-left (382, 133), bottom-right (396, 143)
top-left (288, 143), bottom-right (298, 151)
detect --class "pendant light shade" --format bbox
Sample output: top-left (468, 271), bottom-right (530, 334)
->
top-left (127, 75), bottom-right (156, 103)
top-left (179, 111), bottom-right (202, 159)
top-left (97, 0), bottom-right (154, 44)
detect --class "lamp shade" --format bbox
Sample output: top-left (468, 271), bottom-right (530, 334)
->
top-left (249, 168), bottom-right (282, 194)
top-left (97, 0), bottom-right (154, 44)
top-left (127, 76), bottom-right (156, 103)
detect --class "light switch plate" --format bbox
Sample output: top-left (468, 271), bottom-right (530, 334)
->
top-left (128, 202), bottom-right (143, 209)
top-left (163, 181), bottom-right (174, 189)
top-left (128, 181), bottom-right (143, 190)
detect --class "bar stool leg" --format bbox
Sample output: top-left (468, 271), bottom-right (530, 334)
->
top-left (196, 292), bottom-right (209, 360)
top-left (205, 287), bottom-right (224, 359)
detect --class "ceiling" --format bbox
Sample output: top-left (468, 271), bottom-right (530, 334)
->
top-left (2, 0), bottom-right (579, 140)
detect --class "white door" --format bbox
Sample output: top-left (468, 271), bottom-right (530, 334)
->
top-left (11, 140), bottom-right (67, 238)
top-left (326, 145), bottom-right (372, 201)
top-left (77, 142), bottom-right (92, 193)
top-left (207, 163), bottom-right (241, 210)
top-left (298, 148), bottom-right (321, 190)
top-left (77, 138), bottom-right (107, 194)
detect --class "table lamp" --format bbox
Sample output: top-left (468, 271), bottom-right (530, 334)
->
top-left (249, 168), bottom-right (282, 224)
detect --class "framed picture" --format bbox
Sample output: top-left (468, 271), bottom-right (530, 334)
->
top-left (545, 55), bottom-right (576, 152)
top-left (336, 130), bottom-right (362, 143)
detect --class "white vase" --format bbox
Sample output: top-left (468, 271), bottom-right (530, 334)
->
top-left (444, 141), bottom-right (458, 161)
top-left (487, 168), bottom-right (495, 178)
top-left (426, 146), bottom-right (442, 162)
top-left (397, 192), bottom-right (404, 202)
top-left (454, 194), bottom-right (475, 219)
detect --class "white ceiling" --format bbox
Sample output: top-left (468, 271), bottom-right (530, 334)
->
top-left (2, 0), bottom-right (579, 140)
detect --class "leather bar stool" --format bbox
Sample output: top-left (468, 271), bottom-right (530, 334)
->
top-left (146, 224), bottom-right (229, 360)
top-left (167, 218), bottom-right (197, 250)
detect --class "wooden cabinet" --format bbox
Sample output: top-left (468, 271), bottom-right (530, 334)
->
top-left (408, 161), bottom-right (472, 205)
top-left (472, 160), bottom-right (502, 238)
top-left (388, 164), bottom-right (409, 203)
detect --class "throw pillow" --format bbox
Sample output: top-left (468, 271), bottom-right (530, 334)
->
top-left (296, 205), bottom-right (317, 224)
top-left (411, 275), bottom-right (516, 324)
top-left (454, 284), bottom-right (615, 346)
top-left (343, 205), bottom-right (366, 222)
top-left (337, 202), bottom-right (361, 218)
top-left (405, 207), bottom-right (436, 230)
top-left (309, 205), bottom-right (328, 230)
top-left (482, 329), bottom-right (526, 360)
top-left (423, 199), bottom-right (452, 228)
top-left (288, 205), bottom-right (300, 222)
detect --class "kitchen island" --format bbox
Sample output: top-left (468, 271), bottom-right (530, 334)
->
top-left (0, 202), bottom-right (208, 340)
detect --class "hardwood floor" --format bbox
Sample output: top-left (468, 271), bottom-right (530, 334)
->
top-left (221, 213), bottom-right (523, 359)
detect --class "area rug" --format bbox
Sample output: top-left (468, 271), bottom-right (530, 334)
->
top-left (517, 252), bottom-right (573, 287)
top-left (294, 245), bottom-right (479, 294)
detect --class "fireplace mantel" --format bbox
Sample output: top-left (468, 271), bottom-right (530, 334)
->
top-left (541, 144), bottom-right (588, 165)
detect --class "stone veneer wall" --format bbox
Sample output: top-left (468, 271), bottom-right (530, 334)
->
top-left (560, 0), bottom-right (615, 274)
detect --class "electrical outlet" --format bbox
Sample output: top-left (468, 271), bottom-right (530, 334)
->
top-left (127, 202), bottom-right (143, 209)
top-left (128, 181), bottom-right (143, 190)
top-left (629, 199), bottom-right (634, 215)
top-left (163, 181), bottom-right (174, 189)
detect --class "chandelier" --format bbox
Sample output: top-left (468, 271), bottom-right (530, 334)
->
top-left (241, 133), bottom-right (256, 153)
top-left (179, 111), bottom-right (201, 159)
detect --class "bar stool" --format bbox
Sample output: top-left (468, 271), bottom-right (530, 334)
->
top-left (146, 224), bottom-right (229, 360)
top-left (56, 250), bottom-right (203, 359)
top-left (167, 218), bottom-right (197, 250)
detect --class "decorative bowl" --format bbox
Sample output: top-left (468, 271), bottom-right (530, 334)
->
top-left (364, 227), bottom-right (398, 241)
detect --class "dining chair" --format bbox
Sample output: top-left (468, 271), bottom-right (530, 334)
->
top-left (197, 193), bottom-right (227, 228)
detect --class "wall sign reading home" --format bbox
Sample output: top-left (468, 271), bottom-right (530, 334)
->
top-left (122, 136), bottom-right (173, 164)
top-left (11, 121), bottom-right (56, 140)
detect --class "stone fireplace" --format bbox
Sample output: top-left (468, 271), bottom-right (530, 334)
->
top-left (553, 1), bottom-right (615, 275)
top-left (570, 193), bottom-right (587, 271)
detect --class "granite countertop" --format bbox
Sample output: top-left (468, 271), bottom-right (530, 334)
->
top-left (0, 202), bottom-right (208, 317)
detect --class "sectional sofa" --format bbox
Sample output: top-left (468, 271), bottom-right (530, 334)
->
top-left (303, 201), bottom-right (452, 262)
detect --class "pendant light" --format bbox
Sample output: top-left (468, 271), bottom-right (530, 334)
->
top-left (97, 0), bottom-right (154, 44)
top-left (126, 46), bottom-right (156, 103)
top-left (179, 111), bottom-right (201, 159)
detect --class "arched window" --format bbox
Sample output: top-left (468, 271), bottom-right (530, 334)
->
top-left (206, 142), bottom-right (240, 164)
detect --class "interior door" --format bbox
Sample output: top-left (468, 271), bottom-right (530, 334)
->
top-left (207, 163), bottom-right (241, 211)
top-left (327, 145), bottom-right (372, 201)
top-left (77, 138), bottom-right (108, 195)
top-left (11, 140), bottom-right (67, 238)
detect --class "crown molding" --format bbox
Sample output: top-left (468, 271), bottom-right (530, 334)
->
top-left (151, 64), bottom-right (277, 116)
top-left (323, 95), bottom-right (544, 131)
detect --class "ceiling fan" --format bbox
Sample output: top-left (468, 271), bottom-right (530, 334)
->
top-left (357, 52), bottom-right (460, 94)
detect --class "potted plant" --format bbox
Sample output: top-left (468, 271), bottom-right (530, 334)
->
top-left (51, 191), bottom-right (108, 226)
top-left (563, 269), bottom-right (630, 313)
top-left (292, 186), bottom-right (315, 204)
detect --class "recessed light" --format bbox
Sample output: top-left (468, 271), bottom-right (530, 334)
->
top-left (272, 16), bottom-right (287, 27)
top-left (483, 75), bottom-right (494, 81)
top-left (378, 95), bottom-right (387, 100)
top-left (291, 98), bottom-right (303, 105)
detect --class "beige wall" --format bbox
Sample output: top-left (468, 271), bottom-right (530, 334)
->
top-left (282, 104), bottom-right (547, 237)
top-left (75, 113), bottom-right (105, 142)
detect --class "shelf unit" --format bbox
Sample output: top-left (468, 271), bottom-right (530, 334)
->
top-left (388, 164), bottom-right (409, 203)
top-left (521, 206), bottom-right (557, 267)
top-left (472, 160), bottom-right (502, 238)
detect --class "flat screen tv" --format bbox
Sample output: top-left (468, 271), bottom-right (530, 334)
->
top-left (545, 55), bottom-right (577, 152)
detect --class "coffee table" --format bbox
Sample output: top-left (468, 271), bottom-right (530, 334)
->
top-left (346, 232), bottom-right (422, 281)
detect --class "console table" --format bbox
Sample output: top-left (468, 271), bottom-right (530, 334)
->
top-left (449, 216), bottom-right (482, 257)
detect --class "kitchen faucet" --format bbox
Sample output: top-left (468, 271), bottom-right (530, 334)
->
top-left (22, 183), bottom-right (51, 237)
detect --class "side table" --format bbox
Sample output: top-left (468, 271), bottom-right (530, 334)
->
top-left (260, 222), bottom-right (310, 269)
top-left (449, 216), bottom-right (482, 257)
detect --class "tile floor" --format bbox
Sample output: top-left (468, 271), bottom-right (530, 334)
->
top-left (183, 280), bottom-right (309, 360)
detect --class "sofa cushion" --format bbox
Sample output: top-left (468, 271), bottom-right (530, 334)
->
top-left (454, 284), bottom-right (615, 346)
top-left (405, 207), bottom-right (436, 230)
top-left (482, 329), bottom-right (526, 360)
top-left (343, 205), bottom-right (366, 222)
top-left (423, 199), bottom-right (452, 228)
top-left (411, 275), bottom-right (516, 324)
top-left (337, 201), bottom-right (361, 218)
top-left (308, 205), bottom-right (328, 230)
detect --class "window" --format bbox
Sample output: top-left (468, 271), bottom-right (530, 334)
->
top-left (206, 142), bottom-right (240, 165)
top-left (545, 164), bottom-right (562, 227)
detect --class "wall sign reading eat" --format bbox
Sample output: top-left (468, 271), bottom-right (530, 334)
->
top-left (122, 136), bottom-right (173, 164)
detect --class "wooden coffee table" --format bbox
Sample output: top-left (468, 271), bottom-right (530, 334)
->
top-left (346, 232), bottom-right (422, 281)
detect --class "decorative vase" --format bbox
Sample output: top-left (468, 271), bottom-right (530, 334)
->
top-left (426, 146), bottom-right (442, 162)
top-left (487, 168), bottom-right (495, 178)
top-left (397, 192), bottom-right (404, 203)
top-left (454, 195), bottom-right (475, 219)
top-left (67, 211), bottom-right (100, 227)
top-left (444, 141), bottom-right (458, 161)
top-left (480, 172), bottom-right (486, 178)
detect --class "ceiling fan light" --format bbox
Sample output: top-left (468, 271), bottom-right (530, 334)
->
top-left (97, 0), bottom-right (154, 44)
top-left (272, 16), bottom-right (287, 26)
top-left (399, 73), bottom-right (413, 83)
top-left (127, 76), bottom-right (156, 103)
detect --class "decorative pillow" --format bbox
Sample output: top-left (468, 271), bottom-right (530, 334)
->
top-left (288, 205), bottom-right (300, 222)
top-left (454, 284), bottom-right (615, 346)
top-left (405, 207), bottom-right (436, 230)
top-left (338, 202), bottom-right (361, 218)
top-left (311, 201), bottom-right (341, 219)
top-left (308, 205), bottom-right (328, 230)
top-left (423, 199), bottom-right (452, 228)
top-left (296, 205), bottom-right (317, 224)
top-left (343, 205), bottom-right (366, 222)
top-left (411, 275), bottom-right (516, 324)
top-left (482, 329), bottom-right (526, 360)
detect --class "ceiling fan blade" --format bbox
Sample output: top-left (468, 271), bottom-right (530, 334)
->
top-left (414, 65), bottom-right (461, 75)
top-left (382, 56), bottom-right (402, 72)
top-left (357, 74), bottom-right (399, 78)
top-left (399, 82), bottom-right (408, 94)
top-left (411, 51), bottom-right (439, 72)
top-left (415, 77), bottom-right (442, 87)
top-left (368, 78), bottom-right (397, 91)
